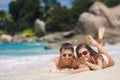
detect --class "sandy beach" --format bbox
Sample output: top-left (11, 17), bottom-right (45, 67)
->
top-left (53, 62), bottom-right (120, 80)
top-left (0, 61), bottom-right (119, 80)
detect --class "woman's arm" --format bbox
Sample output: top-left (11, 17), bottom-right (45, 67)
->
top-left (84, 58), bottom-right (103, 70)
top-left (95, 43), bottom-right (115, 66)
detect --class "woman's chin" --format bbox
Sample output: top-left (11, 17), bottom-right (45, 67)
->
top-left (83, 58), bottom-right (88, 62)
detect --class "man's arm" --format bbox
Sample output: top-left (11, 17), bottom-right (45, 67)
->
top-left (66, 64), bottom-right (90, 74)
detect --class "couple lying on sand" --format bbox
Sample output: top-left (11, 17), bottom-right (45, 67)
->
top-left (47, 27), bottom-right (114, 73)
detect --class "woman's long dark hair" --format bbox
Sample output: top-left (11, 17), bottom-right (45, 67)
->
top-left (76, 43), bottom-right (100, 58)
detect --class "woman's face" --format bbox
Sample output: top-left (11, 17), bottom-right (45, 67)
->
top-left (60, 49), bottom-right (74, 63)
top-left (77, 47), bottom-right (90, 62)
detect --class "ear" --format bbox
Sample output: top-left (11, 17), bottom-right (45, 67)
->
top-left (60, 52), bottom-right (62, 56)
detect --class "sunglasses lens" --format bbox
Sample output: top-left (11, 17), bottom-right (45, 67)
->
top-left (77, 53), bottom-right (82, 58)
top-left (83, 51), bottom-right (88, 55)
top-left (62, 53), bottom-right (73, 57)
top-left (77, 51), bottom-right (88, 58)
top-left (68, 54), bottom-right (72, 57)
top-left (62, 54), bottom-right (66, 57)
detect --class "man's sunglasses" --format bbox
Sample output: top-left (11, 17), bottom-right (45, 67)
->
top-left (77, 51), bottom-right (88, 58)
top-left (62, 53), bottom-right (73, 57)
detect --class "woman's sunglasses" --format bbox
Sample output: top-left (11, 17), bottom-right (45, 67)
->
top-left (77, 51), bottom-right (88, 58)
top-left (62, 53), bottom-right (73, 57)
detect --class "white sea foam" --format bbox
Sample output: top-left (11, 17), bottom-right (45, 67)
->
top-left (0, 54), bottom-right (58, 75)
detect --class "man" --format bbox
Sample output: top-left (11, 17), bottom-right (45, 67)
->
top-left (53, 43), bottom-right (78, 69)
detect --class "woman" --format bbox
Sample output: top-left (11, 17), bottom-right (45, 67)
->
top-left (67, 27), bottom-right (115, 74)
top-left (76, 27), bottom-right (114, 70)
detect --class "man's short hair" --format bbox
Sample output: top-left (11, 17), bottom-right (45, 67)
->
top-left (60, 43), bottom-right (74, 53)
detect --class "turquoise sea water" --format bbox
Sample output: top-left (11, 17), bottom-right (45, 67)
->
top-left (0, 42), bottom-right (59, 56)
top-left (0, 42), bottom-right (59, 74)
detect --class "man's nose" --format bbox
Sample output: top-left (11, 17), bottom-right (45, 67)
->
top-left (66, 55), bottom-right (69, 58)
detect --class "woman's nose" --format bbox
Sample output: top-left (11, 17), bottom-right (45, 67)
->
top-left (81, 54), bottom-right (85, 57)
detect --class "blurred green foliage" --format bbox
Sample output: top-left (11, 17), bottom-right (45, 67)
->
top-left (0, 30), bottom-right (6, 35)
top-left (35, 29), bottom-right (45, 37)
top-left (0, 0), bottom-right (119, 36)
top-left (21, 29), bottom-right (35, 37)
top-left (103, 0), bottom-right (120, 7)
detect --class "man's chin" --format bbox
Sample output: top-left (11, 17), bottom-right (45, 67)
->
top-left (64, 60), bottom-right (70, 63)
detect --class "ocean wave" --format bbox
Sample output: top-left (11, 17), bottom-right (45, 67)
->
top-left (0, 54), bottom-right (58, 74)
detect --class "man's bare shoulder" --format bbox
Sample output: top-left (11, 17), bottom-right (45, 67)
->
top-left (71, 59), bottom-right (79, 68)
top-left (52, 56), bottom-right (60, 64)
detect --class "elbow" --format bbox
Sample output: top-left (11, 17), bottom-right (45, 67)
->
top-left (97, 66), bottom-right (102, 70)
top-left (94, 66), bottom-right (102, 70)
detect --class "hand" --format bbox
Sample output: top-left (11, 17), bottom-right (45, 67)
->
top-left (79, 60), bottom-right (87, 64)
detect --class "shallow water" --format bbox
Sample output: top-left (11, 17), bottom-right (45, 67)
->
top-left (0, 42), bottom-right (59, 75)
top-left (0, 42), bottom-right (58, 56)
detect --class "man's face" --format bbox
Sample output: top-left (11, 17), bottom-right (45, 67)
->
top-left (60, 49), bottom-right (74, 63)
